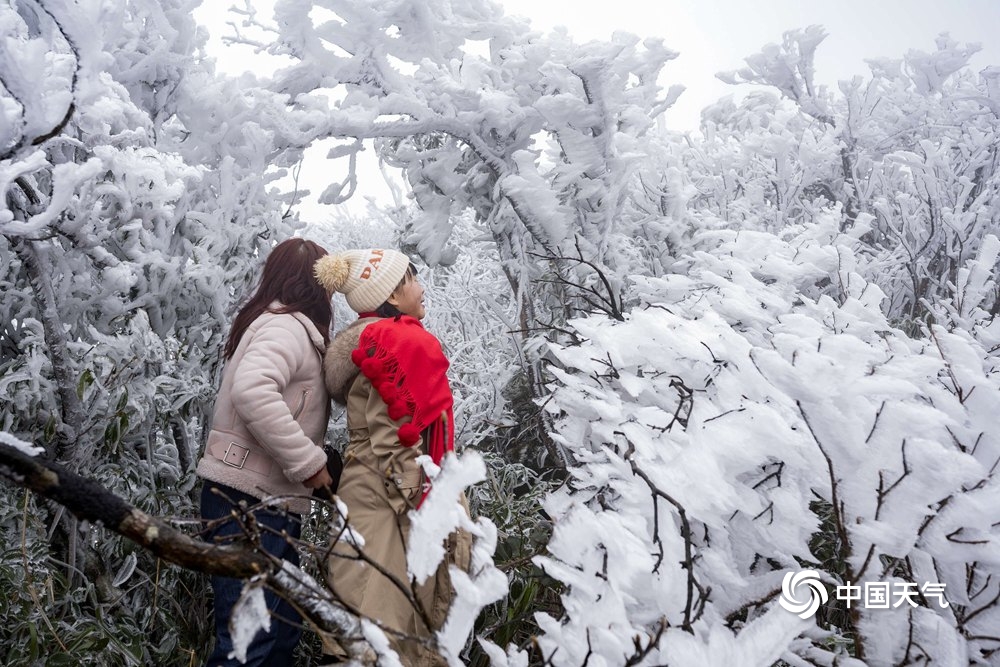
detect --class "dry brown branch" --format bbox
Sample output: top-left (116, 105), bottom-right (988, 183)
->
top-left (0, 441), bottom-right (394, 664)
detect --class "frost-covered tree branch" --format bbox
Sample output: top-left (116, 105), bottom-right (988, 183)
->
top-left (0, 0), bottom-right (80, 162)
top-left (0, 441), bottom-right (269, 577)
top-left (0, 439), bottom-right (399, 663)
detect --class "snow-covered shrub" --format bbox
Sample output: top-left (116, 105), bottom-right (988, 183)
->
top-left (0, 0), bottom-right (310, 662)
top-left (705, 28), bottom-right (1000, 331)
top-left (488, 211), bottom-right (1000, 665)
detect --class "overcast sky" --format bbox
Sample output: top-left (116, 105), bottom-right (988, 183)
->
top-left (496, 0), bottom-right (1000, 128)
top-left (197, 0), bottom-right (1000, 127)
top-left (192, 0), bottom-right (1000, 216)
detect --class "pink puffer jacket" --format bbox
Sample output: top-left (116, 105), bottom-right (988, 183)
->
top-left (197, 306), bottom-right (329, 514)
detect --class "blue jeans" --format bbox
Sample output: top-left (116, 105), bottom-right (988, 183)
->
top-left (200, 483), bottom-right (303, 667)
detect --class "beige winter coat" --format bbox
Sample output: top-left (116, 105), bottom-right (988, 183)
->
top-left (197, 306), bottom-right (329, 515)
top-left (322, 318), bottom-right (471, 666)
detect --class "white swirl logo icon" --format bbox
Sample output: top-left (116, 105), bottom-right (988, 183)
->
top-left (779, 570), bottom-right (828, 619)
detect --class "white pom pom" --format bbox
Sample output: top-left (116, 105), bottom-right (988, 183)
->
top-left (314, 254), bottom-right (351, 292)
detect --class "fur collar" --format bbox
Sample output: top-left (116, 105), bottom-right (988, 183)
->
top-left (324, 317), bottom-right (379, 404)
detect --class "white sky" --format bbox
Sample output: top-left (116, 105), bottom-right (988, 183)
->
top-left (496, 0), bottom-right (1000, 128)
top-left (192, 0), bottom-right (1000, 217)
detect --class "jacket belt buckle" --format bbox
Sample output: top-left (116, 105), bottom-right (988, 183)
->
top-left (223, 442), bottom-right (250, 469)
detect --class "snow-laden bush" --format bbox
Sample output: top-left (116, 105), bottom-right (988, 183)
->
top-left (489, 210), bottom-right (1000, 665)
top-left (700, 28), bottom-right (1000, 332)
top-left (0, 0), bottom-right (313, 662)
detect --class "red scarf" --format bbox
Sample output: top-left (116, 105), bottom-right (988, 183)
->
top-left (350, 316), bottom-right (454, 466)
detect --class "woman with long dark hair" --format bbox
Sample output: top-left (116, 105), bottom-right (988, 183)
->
top-left (197, 238), bottom-right (334, 666)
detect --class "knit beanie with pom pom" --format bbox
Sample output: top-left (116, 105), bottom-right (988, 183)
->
top-left (314, 249), bottom-right (411, 313)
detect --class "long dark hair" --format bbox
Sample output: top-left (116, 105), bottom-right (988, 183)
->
top-left (224, 238), bottom-right (332, 359)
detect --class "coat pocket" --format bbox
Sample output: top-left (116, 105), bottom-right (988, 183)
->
top-left (291, 388), bottom-right (311, 420)
top-left (384, 468), bottom-right (424, 514)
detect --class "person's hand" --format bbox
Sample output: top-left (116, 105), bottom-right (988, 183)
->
top-left (303, 466), bottom-right (334, 489)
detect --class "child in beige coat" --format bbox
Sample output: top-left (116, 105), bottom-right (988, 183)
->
top-left (315, 249), bottom-right (471, 666)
